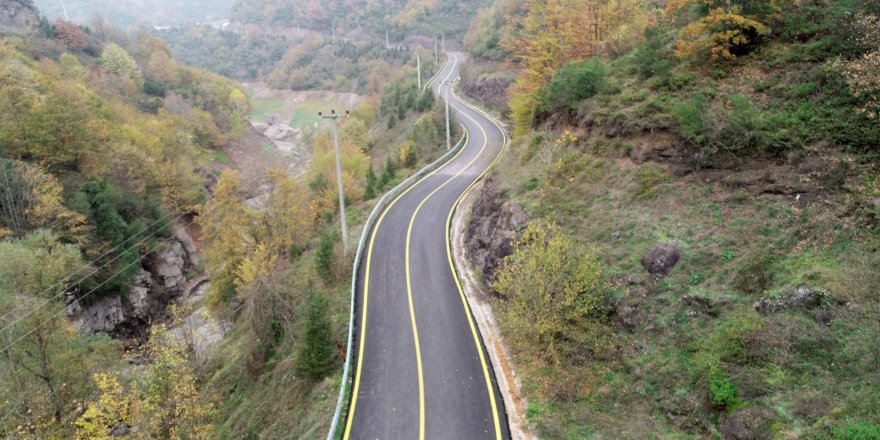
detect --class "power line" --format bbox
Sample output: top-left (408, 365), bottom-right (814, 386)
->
top-left (0, 178), bottom-right (269, 357)
top-left (0, 189), bottom-right (208, 324)
top-left (0, 208), bottom-right (209, 337)
top-left (0, 214), bottom-right (202, 356)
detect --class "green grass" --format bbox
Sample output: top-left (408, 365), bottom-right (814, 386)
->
top-left (249, 97), bottom-right (286, 124)
top-left (212, 150), bottom-right (232, 165)
top-left (290, 104), bottom-right (322, 129)
top-left (484, 102), bottom-right (880, 437)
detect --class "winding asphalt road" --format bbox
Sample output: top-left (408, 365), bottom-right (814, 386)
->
top-left (343, 53), bottom-right (510, 439)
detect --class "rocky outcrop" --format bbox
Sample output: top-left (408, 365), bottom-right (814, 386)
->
top-left (0, 0), bottom-right (36, 35)
top-left (68, 269), bottom-right (155, 335)
top-left (460, 74), bottom-right (512, 113)
top-left (69, 224), bottom-right (199, 337)
top-left (169, 281), bottom-right (224, 364)
top-left (641, 241), bottom-right (682, 277)
top-left (753, 286), bottom-right (827, 315)
top-left (466, 177), bottom-right (528, 286)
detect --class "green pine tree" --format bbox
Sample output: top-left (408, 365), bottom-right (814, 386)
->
top-left (404, 144), bottom-right (418, 168)
top-left (294, 291), bottom-right (335, 381)
top-left (364, 165), bottom-right (377, 199)
top-left (380, 156), bottom-right (396, 188)
top-left (315, 232), bottom-right (335, 282)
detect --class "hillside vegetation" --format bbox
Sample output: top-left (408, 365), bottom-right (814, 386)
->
top-left (2, 2), bottom-right (456, 436)
top-left (230, 0), bottom-right (492, 37)
top-left (461, 0), bottom-right (880, 437)
top-left (158, 0), bottom-right (489, 84)
top-left (0, 8), bottom-right (250, 437)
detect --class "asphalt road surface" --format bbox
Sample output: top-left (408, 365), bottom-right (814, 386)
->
top-left (343, 53), bottom-right (511, 440)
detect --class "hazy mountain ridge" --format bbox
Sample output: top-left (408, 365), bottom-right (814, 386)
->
top-left (34, 0), bottom-right (236, 28)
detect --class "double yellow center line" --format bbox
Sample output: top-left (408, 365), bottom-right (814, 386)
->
top-left (343, 53), bottom-right (508, 440)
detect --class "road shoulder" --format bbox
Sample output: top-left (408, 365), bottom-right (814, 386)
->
top-left (451, 178), bottom-right (533, 440)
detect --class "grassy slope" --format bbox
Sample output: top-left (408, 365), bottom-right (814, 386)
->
top-left (465, 2), bottom-right (880, 438)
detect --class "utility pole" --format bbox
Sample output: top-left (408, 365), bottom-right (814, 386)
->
top-left (385, 29), bottom-right (390, 50)
top-left (441, 33), bottom-right (445, 52)
top-left (442, 80), bottom-right (452, 150)
top-left (331, 20), bottom-right (337, 44)
top-left (417, 52), bottom-right (422, 90)
top-left (319, 109), bottom-right (350, 255)
top-left (434, 36), bottom-right (438, 63)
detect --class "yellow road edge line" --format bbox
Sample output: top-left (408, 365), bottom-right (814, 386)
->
top-left (343, 55), bottom-right (461, 440)
top-left (399, 51), bottom-right (508, 438)
top-left (443, 89), bottom-right (509, 440)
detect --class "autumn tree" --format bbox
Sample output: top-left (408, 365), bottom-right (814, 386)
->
top-left (75, 326), bottom-right (214, 439)
top-left (667, 0), bottom-right (792, 61)
top-left (54, 19), bottom-right (86, 51)
top-left (200, 169), bottom-right (313, 304)
top-left (147, 50), bottom-right (178, 83)
top-left (137, 325), bottom-right (215, 438)
top-left (0, 231), bottom-right (117, 434)
top-left (505, 0), bottom-right (606, 135)
top-left (0, 159), bottom-right (90, 244)
top-left (101, 43), bottom-right (143, 84)
top-left (199, 170), bottom-right (255, 303)
top-left (398, 139), bottom-right (418, 168)
top-left (74, 373), bottom-right (135, 439)
top-left (493, 222), bottom-right (613, 364)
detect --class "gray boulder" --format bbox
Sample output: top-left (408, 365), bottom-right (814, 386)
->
top-left (641, 242), bottom-right (682, 276)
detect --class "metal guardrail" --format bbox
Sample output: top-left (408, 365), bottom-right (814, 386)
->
top-left (326, 122), bottom-right (468, 440)
top-left (422, 55), bottom-right (449, 92)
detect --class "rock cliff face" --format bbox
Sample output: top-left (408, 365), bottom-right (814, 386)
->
top-left (0, 0), bottom-right (37, 35)
top-left (67, 224), bottom-right (200, 338)
top-left (466, 177), bottom-right (528, 286)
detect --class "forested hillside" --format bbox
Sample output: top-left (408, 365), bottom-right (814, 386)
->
top-left (460, 0), bottom-right (880, 437)
top-left (0, 3), bottom-right (250, 436)
top-left (157, 0), bottom-right (489, 84)
top-left (231, 0), bottom-right (491, 37)
top-left (1, 0), bottom-right (457, 436)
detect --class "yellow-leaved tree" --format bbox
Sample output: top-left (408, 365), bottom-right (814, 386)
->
top-left (493, 221), bottom-right (613, 364)
top-left (667, 0), bottom-right (791, 61)
top-left (199, 170), bottom-right (256, 303)
top-left (200, 168), bottom-right (314, 305)
top-left (75, 325), bottom-right (215, 439)
top-left (308, 120), bottom-right (370, 222)
top-left (505, 0), bottom-right (650, 135)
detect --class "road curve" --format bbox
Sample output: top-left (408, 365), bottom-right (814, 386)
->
top-left (342, 53), bottom-right (510, 440)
